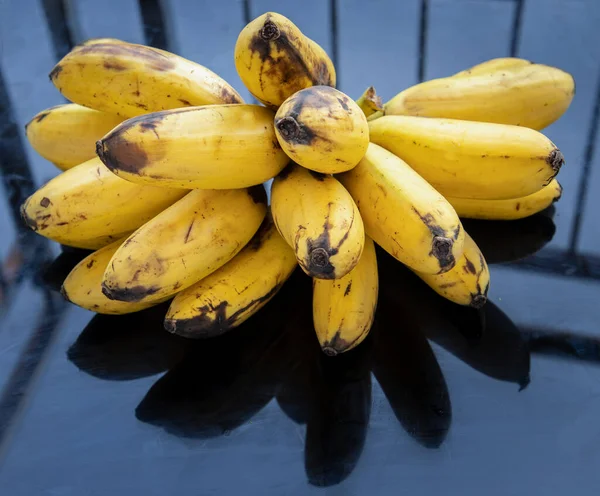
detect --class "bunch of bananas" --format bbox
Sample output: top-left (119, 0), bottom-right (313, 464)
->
top-left (21, 12), bottom-right (574, 356)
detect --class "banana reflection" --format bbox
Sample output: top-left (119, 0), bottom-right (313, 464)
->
top-left (61, 207), bottom-right (600, 487)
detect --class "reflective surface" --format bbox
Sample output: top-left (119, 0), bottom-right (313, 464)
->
top-left (2, 0), bottom-right (600, 494)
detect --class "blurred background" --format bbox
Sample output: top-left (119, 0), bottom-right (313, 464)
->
top-left (1, 1), bottom-right (600, 495)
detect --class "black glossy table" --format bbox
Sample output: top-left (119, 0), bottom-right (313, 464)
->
top-left (1, 1), bottom-right (600, 495)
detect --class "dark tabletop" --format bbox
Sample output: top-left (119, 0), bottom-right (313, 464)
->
top-left (1, 1), bottom-right (600, 495)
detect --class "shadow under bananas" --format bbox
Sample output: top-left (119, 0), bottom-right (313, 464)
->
top-left (50, 209), bottom-right (600, 488)
top-left (134, 269), bottom-right (305, 439)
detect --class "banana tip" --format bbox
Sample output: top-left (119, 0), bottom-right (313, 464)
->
top-left (549, 149), bottom-right (564, 174)
top-left (322, 346), bottom-right (338, 357)
top-left (260, 19), bottom-right (280, 41)
top-left (471, 295), bottom-right (487, 309)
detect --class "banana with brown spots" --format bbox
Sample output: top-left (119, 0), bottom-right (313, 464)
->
top-left (412, 233), bottom-right (490, 308)
top-left (102, 186), bottom-right (267, 304)
top-left (96, 104), bottom-right (289, 189)
top-left (62, 238), bottom-right (170, 314)
top-left (20, 157), bottom-right (188, 249)
top-left (313, 236), bottom-right (378, 356)
top-left (338, 143), bottom-right (464, 275)
top-left (50, 38), bottom-right (243, 118)
top-left (369, 116), bottom-right (564, 200)
top-left (274, 86), bottom-right (369, 173)
top-left (376, 61), bottom-right (574, 130)
top-left (26, 104), bottom-right (124, 171)
top-left (270, 164), bottom-right (364, 280)
top-left (164, 213), bottom-right (297, 338)
top-left (234, 12), bottom-right (336, 109)
top-left (447, 179), bottom-right (562, 220)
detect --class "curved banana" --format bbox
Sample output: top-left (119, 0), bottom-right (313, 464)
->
top-left (313, 236), bottom-right (378, 356)
top-left (234, 12), bottom-right (336, 108)
top-left (97, 104), bottom-right (289, 189)
top-left (50, 38), bottom-right (243, 118)
top-left (26, 104), bottom-right (124, 170)
top-left (274, 86), bottom-right (368, 173)
top-left (165, 214), bottom-right (297, 338)
top-left (271, 164), bottom-right (364, 279)
top-left (356, 86), bottom-right (383, 118)
top-left (448, 179), bottom-right (562, 220)
top-left (102, 187), bottom-right (267, 304)
top-left (338, 143), bottom-right (464, 274)
top-left (453, 57), bottom-right (532, 77)
top-left (20, 157), bottom-right (187, 249)
top-left (62, 238), bottom-right (168, 314)
top-left (369, 116), bottom-right (564, 200)
top-left (380, 63), bottom-right (574, 130)
top-left (414, 233), bottom-right (489, 308)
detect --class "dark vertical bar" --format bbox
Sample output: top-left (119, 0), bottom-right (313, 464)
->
top-left (418, 0), bottom-right (429, 82)
top-left (569, 70), bottom-right (600, 253)
top-left (0, 292), bottom-right (67, 454)
top-left (330, 0), bottom-right (339, 87)
top-left (243, 0), bottom-right (252, 24)
top-left (510, 0), bottom-right (525, 57)
top-left (0, 70), bottom-right (36, 228)
top-left (139, 0), bottom-right (170, 50)
top-left (40, 0), bottom-right (75, 59)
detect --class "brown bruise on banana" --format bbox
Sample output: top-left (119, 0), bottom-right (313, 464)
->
top-left (247, 14), bottom-right (335, 108)
top-left (95, 108), bottom-right (197, 174)
top-left (411, 207), bottom-right (459, 273)
top-left (465, 252), bottom-right (489, 308)
top-left (164, 283), bottom-right (283, 338)
top-left (300, 202), bottom-right (356, 279)
top-left (101, 283), bottom-right (160, 302)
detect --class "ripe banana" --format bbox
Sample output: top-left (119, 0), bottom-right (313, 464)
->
top-left (453, 57), bottom-right (532, 77)
top-left (26, 104), bottom-right (124, 170)
top-left (274, 86), bottom-right (368, 173)
top-left (369, 116), bottom-right (564, 200)
top-left (338, 143), bottom-right (464, 274)
top-left (448, 179), bottom-right (562, 221)
top-left (62, 238), bottom-right (168, 314)
top-left (414, 233), bottom-right (489, 308)
top-left (271, 164), bottom-right (364, 279)
top-left (20, 157), bottom-right (187, 249)
top-left (165, 214), bottom-right (297, 338)
top-left (97, 104), bottom-right (289, 189)
top-left (234, 12), bottom-right (336, 108)
top-left (356, 86), bottom-right (383, 118)
top-left (102, 187), bottom-right (267, 304)
top-left (50, 38), bottom-right (244, 118)
top-left (313, 236), bottom-right (378, 356)
top-left (379, 62), bottom-right (574, 130)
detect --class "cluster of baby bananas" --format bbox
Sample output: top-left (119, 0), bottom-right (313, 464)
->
top-left (21, 12), bottom-right (573, 355)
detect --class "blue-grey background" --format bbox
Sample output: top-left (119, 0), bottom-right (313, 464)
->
top-left (1, 1), bottom-right (600, 495)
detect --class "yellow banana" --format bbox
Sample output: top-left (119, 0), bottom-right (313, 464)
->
top-left (25, 104), bottom-right (124, 171)
top-left (414, 233), bottom-right (489, 308)
top-left (369, 116), bottom-right (564, 200)
top-left (62, 238), bottom-right (168, 314)
top-left (356, 86), bottom-right (383, 118)
top-left (234, 12), bottom-right (336, 108)
top-left (453, 57), bottom-right (532, 77)
top-left (313, 236), bottom-right (378, 356)
top-left (448, 179), bottom-right (562, 221)
top-left (380, 63), bottom-right (574, 130)
top-left (274, 86), bottom-right (369, 173)
top-left (338, 143), bottom-right (464, 274)
top-left (165, 213), bottom-right (297, 338)
top-left (20, 157), bottom-right (187, 249)
top-left (50, 38), bottom-right (244, 118)
top-left (97, 104), bottom-right (289, 189)
top-left (271, 164), bottom-right (364, 279)
top-left (102, 187), bottom-right (267, 304)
